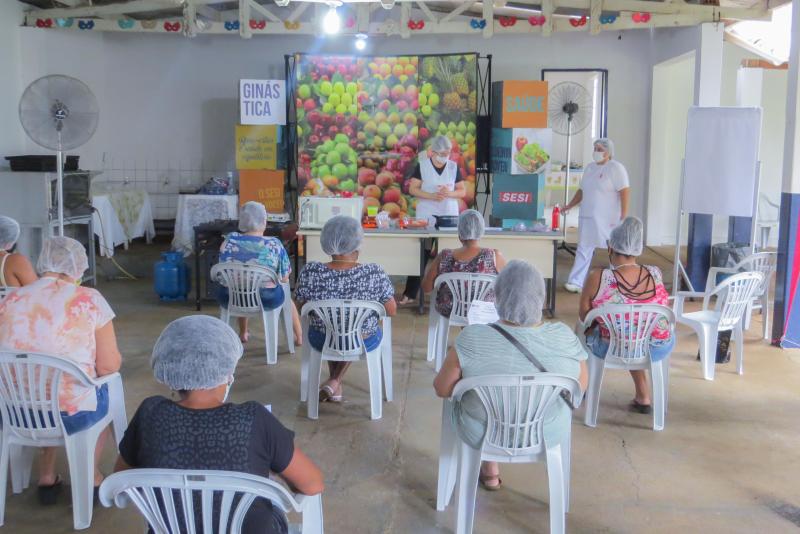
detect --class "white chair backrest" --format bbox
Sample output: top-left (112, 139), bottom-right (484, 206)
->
top-left (301, 300), bottom-right (386, 358)
top-left (582, 304), bottom-right (675, 364)
top-left (732, 252), bottom-right (776, 296)
top-left (758, 193), bottom-right (779, 223)
top-left (709, 271), bottom-right (765, 330)
top-left (434, 273), bottom-right (497, 324)
top-left (211, 261), bottom-right (280, 313)
top-left (0, 351), bottom-right (97, 441)
top-left (451, 374), bottom-right (581, 457)
top-left (99, 469), bottom-right (306, 534)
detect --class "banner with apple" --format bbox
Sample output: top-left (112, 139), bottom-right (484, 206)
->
top-left (295, 53), bottom-right (478, 219)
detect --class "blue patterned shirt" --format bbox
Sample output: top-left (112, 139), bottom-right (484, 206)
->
top-left (220, 233), bottom-right (291, 284)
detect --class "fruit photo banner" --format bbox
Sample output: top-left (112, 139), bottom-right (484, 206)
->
top-left (294, 53), bottom-right (479, 219)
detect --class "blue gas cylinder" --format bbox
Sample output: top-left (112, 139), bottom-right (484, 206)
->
top-left (154, 251), bottom-right (190, 301)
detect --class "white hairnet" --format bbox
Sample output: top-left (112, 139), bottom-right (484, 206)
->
top-left (430, 135), bottom-right (452, 154)
top-left (609, 216), bottom-right (644, 256)
top-left (239, 201), bottom-right (268, 233)
top-left (494, 260), bottom-right (545, 326)
top-left (320, 215), bottom-right (363, 256)
top-left (36, 237), bottom-right (88, 280)
top-left (458, 209), bottom-right (485, 241)
top-left (594, 138), bottom-right (615, 158)
top-left (0, 216), bottom-right (20, 251)
top-left (151, 315), bottom-right (243, 391)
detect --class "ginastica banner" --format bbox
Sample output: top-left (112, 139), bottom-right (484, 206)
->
top-left (294, 53), bottom-right (478, 219)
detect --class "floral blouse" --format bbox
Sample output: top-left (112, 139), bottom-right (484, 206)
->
top-left (220, 233), bottom-right (291, 287)
top-left (590, 265), bottom-right (672, 345)
top-left (295, 262), bottom-right (394, 339)
top-left (435, 248), bottom-right (498, 317)
top-left (0, 277), bottom-right (115, 414)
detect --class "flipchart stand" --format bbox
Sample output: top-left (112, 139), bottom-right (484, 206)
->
top-left (672, 107), bottom-right (762, 294)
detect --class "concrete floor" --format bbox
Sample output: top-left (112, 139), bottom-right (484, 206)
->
top-left (5, 244), bottom-right (800, 533)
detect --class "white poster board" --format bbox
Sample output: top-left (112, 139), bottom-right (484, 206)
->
top-left (240, 79), bottom-right (286, 125)
top-left (682, 107), bottom-right (761, 217)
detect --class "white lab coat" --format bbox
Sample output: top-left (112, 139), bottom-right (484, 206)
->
top-left (567, 159), bottom-right (630, 287)
top-left (415, 157), bottom-right (460, 225)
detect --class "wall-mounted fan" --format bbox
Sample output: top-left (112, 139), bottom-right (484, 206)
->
top-left (19, 75), bottom-right (99, 235)
top-left (548, 81), bottom-right (593, 209)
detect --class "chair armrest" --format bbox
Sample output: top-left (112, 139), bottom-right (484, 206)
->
top-left (92, 372), bottom-right (122, 387)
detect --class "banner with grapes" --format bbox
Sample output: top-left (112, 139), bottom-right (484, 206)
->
top-left (295, 53), bottom-right (478, 219)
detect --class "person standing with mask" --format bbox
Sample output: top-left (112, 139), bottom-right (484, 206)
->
top-left (562, 138), bottom-right (630, 293)
top-left (399, 135), bottom-right (467, 306)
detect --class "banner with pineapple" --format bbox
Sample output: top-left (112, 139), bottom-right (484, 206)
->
top-left (295, 53), bottom-right (478, 219)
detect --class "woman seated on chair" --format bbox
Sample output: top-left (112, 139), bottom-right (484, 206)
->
top-left (421, 209), bottom-right (506, 317)
top-left (218, 201), bottom-right (301, 345)
top-left (0, 215), bottom-right (37, 290)
top-left (115, 316), bottom-right (324, 534)
top-left (579, 216), bottom-right (674, 415)
top-left (294, 215), bottom-right (397, 403)
top-left (0, 237), bottom-right (121, 504)
top-left (434, 260), bottom-right (588, 491)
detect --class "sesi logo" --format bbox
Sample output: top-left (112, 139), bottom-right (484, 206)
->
top-left (499, 192), bottom-right (532, 203)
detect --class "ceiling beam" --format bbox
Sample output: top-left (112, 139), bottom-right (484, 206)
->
top-left (589, 0), bottom-right (602, 34)
top-left (27, 0), bottom-right (228, 19)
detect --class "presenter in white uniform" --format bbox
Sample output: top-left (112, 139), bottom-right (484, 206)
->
top-left (399, 135), bottom-right (466, 305)
top-left (563, 138), bottom-right (630, 293)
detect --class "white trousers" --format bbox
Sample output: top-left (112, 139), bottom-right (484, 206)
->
top-left (567, 242), bottom-right (596, 288)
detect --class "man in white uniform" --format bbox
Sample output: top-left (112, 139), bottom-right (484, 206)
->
top-left (563, 138), bottom-right (630, 292)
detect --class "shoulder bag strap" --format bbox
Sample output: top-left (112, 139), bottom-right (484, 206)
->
top-left (488, 323), bottom-right (576, 410)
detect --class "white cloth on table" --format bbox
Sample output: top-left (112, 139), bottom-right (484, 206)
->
top-left (172, 194), bottom-right (238, 255)
top-left (92, 191), bottom-right (155, 258)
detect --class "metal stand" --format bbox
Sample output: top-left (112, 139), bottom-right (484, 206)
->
top-left (48, 214), bottom-right (96, 286)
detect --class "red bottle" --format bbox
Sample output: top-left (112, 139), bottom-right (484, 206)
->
top-left (551, 204), bottom-right (561, 230)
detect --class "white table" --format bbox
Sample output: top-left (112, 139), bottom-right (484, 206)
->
top-left (299, 228), bottom-right (561, 315)
top-left (92, 190), bottom-right (155, 257)
top-left (172, 194), bottom-right (239, 255)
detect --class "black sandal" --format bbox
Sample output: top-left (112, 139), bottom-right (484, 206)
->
top-left (629, 400), bottom-right (652, 415)
top-left (38, 475), bottom-right (63, 506)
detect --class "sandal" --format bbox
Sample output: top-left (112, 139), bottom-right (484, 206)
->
top-left (38, 475), bottom-right (63, 506)
top-left (397, 296), bottom-right (417, 307)
top-left (319, 383), bottom-right (343, 403)
top-left (479, 474), bottom-right (502, 491)
top-left (629, 400), bottom-right (652, 415)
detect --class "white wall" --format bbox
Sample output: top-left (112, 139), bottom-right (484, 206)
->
top-left (0, 1), bottom-right (26, 166)
top-left (13, 28), bottom-right (654, 219)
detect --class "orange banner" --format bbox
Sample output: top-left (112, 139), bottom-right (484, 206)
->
top-left (239, 169), bottom-right (285, 213)
top-left (501, 81), bottom-right (548, 128)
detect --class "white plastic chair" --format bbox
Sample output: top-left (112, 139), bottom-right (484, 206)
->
top-left (757, 194), bottom-right (779, 250)
top-left (427, 273), bottom-right (496, 372)
top-left (0, 351), bottom-right (127, 530)
top-left (300, 300), bottom-right (391, 421)
top-left (706, 252), bottom-right (776, 340)
top-left (436, 374), bottom-right (582, 534)
top-left (211, 262), bottom-right (292, 365)
top-left (577, 304), bottom-right (676, 432)
top-left (674, 271), bottom-right (764, 381)
top-left (99, 468), bottom-right (323, 534)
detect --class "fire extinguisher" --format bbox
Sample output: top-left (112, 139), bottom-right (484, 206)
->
top-left (551, 204), bottom-right (561, 230)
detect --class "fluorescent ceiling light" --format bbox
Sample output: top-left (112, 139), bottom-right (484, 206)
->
top-left (323, 6), bottom-right (340, 34)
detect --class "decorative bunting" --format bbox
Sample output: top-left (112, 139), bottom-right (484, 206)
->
top-left (470, 18), bottom-right (487, 29)
top-left (35, 18), bottom-right (53, 28)
top-left (632, 12), bottom-right (652, 22)
top-left (224, 20), bottom-right (240, 31)
top-left (599, 14), bottom-right (617, 24)
top-left (163, 21), bottom-right (181, 32)
top-left (499, 16), bottom-right (517, 27)
top-left (407, 19), bottom-right (424, 30)
top-left (141, 20), bottom-right (157, 29)
top-left (55, 17), bottom-right (73, 28)
top-left (528, 15), bottom-right (546, 26)
top-left (249, 19), bottom-right (266, 30)
top-left (117, 19), bottom-right (135, 29)
top-left (569, 15), bottom-right (588, 27)
top-left (283, 21), bottom-right (300, 30)
top-left (78, 19), bottom-right (95, 30)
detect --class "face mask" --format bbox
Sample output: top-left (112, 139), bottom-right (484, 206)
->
top-left (222, 376), bottom-right (234, 403)
top-left (593, 151), bottom-right (606, 163)
top-left (432, 155), bottom-right (448, 166)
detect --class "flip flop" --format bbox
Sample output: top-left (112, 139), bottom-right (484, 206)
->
top-left (38, 475), bottom-right (63, 505)
top-left (319, 384), bottom-right (343, 403)
top-left (629, 400), bottom-right (652, 415)
top-left (479, 474), bottom-right (502, 491)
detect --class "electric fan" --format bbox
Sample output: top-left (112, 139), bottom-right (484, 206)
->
top-left (548, 81), bottom-right (593, 210)
top-left (18, 75), bottom-right (99, 235)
